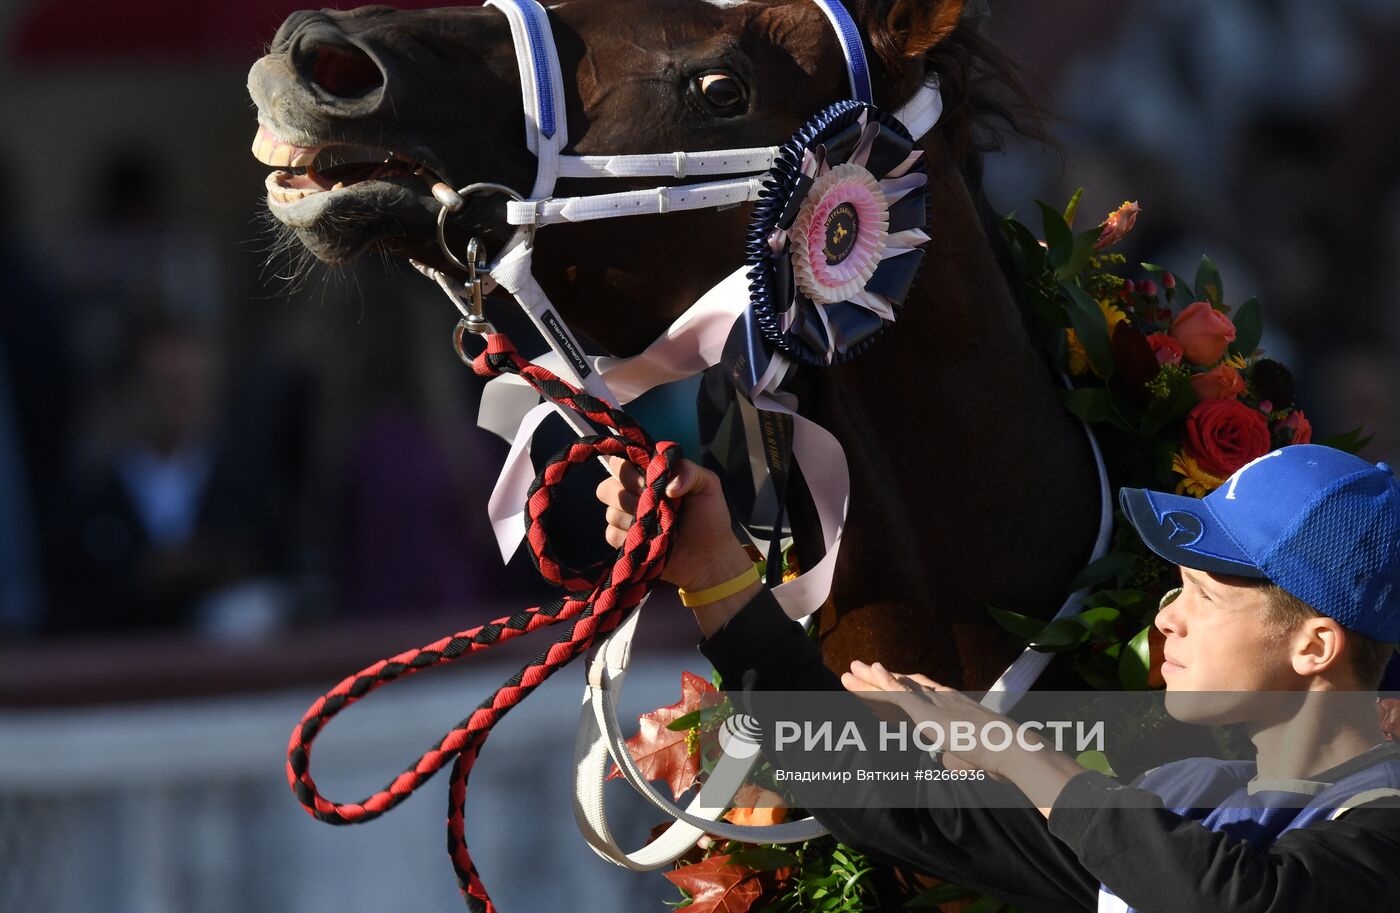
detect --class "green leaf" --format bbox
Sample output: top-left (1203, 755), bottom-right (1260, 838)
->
top-left (1230, 297), bottom-right (1263, 357)
top-left (1030, 617), bottom-right (1092, 652)
top-left (1037, 200), bottom-right (1073, 267)
top-left (1074, 605), bottom-right (1122, 638)
top-left (1072, 655), bottom-right (1119, 690)
top-left (965, 895), bottom-right (1007, 913)
top-left (1060, 282), bottom-right (1115, 380)
top-left (1195, 255), bottom-right (1223, 308)
top-left (1031, 293), bottom-right (1071, 329)
top-left (1057, 227), bottom-right (1102, 282)
top-left (1069, 551), bottom-right (1138, 592)
top-left (989, 606), bottom-right (1050, 641)
top-left (1075, 750), bottom-right (1117, 777)
top-left (1064, 187), bottom-right (1085, 228)
top-left (1319, 425), bottom-right (1376, 455)
top-left (667, 710), bottom-right (704, 731)
top-left (1099, 589), bottom-right (1151, 612)
top-left (1140, 378), bottom-right (1199, 437)
top-left (726, 847), bottom-right (799, 871)
top-left (1119, 624), bottom-right (1154, 690)
top-left (904, 883), bottom-right (979, 908)
top-left (1003, 217), bottom-right (1048, 280)
top-left (1060, 387), bottom-right (1117, 424)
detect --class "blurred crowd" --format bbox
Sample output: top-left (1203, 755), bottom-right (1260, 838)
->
top-left (1, 0), bottom-right (1398, 647)
top-left (0, 148), bottom-right (537, 641)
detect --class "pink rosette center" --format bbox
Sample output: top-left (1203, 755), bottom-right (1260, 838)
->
top-left (789, 164), bottom-right (889, 305)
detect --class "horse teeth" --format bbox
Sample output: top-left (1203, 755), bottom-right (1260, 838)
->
top-left (332, 182), bottom-right (345, 190)
top-left (251, 125), bottom-right (322, 168)
top-left (263, 172), bottom-right (315, 205)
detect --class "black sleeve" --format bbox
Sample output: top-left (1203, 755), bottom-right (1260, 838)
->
top-left (1048, 772), bottom-right (1400, 913)
top-left (698, 588), bottom-right (1100, 913)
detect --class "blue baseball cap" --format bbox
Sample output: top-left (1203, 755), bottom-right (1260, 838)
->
top-left (1120, 444), bottom-right (1400, 642)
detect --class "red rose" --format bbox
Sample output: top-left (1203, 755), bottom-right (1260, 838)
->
top-left (1184, 399), bottom-right (1272, 478)
top-left (1147, 333), bottom-right (1184, 366)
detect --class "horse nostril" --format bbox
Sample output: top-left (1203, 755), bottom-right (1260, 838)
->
top-left (298, 39), bottom-right (385, 100)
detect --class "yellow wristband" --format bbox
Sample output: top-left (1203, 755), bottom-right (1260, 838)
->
top-left (678, 564), bottom-right (761, 608)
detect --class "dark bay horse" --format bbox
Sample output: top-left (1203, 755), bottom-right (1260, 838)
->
top-left (247, 0), bottom-right (1100, 689)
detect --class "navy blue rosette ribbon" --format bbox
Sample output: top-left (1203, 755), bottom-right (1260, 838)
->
top-left (722, 99), bottom-right (931, 399)
top-left (704, 100), bottom-right (930, 586)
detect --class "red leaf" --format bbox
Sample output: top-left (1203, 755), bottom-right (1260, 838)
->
top-left (608, 671), bottom-right (722, 800)
top-left (1379, 698), bottom-right (1400, 743)
top-left (663, 854), bottom-right (763, 913)
top-left (1112, 323), bottom-right (1160, 403)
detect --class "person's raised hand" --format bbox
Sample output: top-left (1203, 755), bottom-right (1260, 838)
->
top-left (595, 456), bottom-right (752, 593)
top-left (841, 660), bottom-right (1021, 776)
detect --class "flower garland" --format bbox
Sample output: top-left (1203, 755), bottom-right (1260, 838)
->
top-left (992, 192), bottom-right (1367, 693)
top-left (623, 193), bottom-right (1370, 913)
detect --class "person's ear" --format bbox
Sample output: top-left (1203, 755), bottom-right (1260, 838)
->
top-left (1291, 617), bottom-right (1348, 680)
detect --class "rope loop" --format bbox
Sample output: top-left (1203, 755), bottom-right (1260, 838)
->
top-left (287, 332), bottom-right (683, 913)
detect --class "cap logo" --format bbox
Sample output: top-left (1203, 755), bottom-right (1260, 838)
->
top-left (1161, 510), bottom-right (1205, 547)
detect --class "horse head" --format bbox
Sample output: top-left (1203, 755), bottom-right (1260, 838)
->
top-left (251, 1), bottom-right (1103, 687)
top-left (248, 0), bottom-right (974, 355)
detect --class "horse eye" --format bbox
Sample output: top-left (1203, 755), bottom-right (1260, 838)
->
top-left (692, 71), bottom-right (747, 115)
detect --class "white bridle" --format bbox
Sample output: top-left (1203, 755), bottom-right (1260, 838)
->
top-left (406, 0), bottom-right (1112, 874)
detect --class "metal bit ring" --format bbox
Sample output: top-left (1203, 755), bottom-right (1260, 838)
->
top-left (435, 182), bottom-right (528, 272)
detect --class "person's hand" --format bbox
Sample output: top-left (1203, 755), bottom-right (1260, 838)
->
top-left (842, 662), bottom-right (1089, 815)
top-left (841, 661), bottom-right (1032, 777)
top-left (595, 456), bottom-right (752, 593)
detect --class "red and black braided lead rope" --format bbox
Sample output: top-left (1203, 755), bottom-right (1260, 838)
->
top-left (287, 333), bottom-right (683, 913)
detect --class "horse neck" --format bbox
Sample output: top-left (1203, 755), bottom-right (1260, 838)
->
top-left (792, 136), bottom-right (1102, 687)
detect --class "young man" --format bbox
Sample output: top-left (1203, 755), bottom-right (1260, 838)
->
top-left (597, 443), bottom-right (1400, 911)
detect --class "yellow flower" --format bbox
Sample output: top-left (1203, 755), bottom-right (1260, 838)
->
top-left (781, 546), bottom-right (800, 583)
top-left (1067, 329), bottom-right (1089, 376)
top-left (1065, 300), bottom-right (1124, 378)
top-left (1098, 298), bottom-right (1128, 336)
top-left (1172, 451), bottom-right (1225, 497)
top-left (1223, 352), bottom-right (1247, 370)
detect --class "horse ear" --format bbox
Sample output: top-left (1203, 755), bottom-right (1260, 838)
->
top-left (868, 0), bottom-right (967, 61)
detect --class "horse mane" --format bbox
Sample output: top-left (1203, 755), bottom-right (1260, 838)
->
top-left (861, 2), bottom-right (1053, 164)
top-left (861, 3), bottom-right (1058, 329)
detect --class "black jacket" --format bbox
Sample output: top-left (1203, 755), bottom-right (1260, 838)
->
top-left (698, 587), bottom-right (1400, 913)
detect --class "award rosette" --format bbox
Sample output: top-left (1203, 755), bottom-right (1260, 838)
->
top-left (745, 99), bottom-right (931, 372)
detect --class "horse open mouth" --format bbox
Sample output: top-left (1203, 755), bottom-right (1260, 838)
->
top-left (252, 124), bottom-right (438, 210)
top-left (250, 123), bottom-right (466, 264)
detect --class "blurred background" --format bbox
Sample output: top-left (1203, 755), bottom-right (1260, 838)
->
top-left (1, 0), bottom-right (1398, 910)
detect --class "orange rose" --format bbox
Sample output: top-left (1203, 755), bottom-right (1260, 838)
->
top-left (1170, 301), bottom-right (1236, 366)
top-left (723, 785), bottom-right (787, 827)
top-left (1189, 364), bottom-right (1246, 401)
